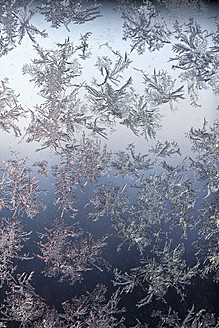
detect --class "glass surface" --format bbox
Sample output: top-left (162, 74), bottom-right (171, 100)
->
top-left (0, 0), bottom-right (218, 327)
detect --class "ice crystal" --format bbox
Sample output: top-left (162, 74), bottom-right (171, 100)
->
top-left (76, 32), bottom-right (92, 59)
top-left (0, 0), bottom-right (47, 57)
top-left (171, 19), bottom-right (219, 106)
top-left (197, 199), bottom-right (219, 283)
top-left (1, 278), bottom-right (126, 327)
top-left (86, 50), bottom-right (163, 138)
top-left (32, 160), bottom-right (48, 177)
top-left (0, 152), bottom-right (46, 218)
top-left (114, 242), bottom-right (199, 307)
top-left (189, 123), bottom-right (219, 283)
top-left (141, 69), bottom-right (184, 109)
top-left (153, 305), bottom-right (219, 327)
top-left (86, 51), bottom-right (133, 127)
top-left (61, 284), bottom-right (125, 328)
top-left (0, 272), bottom-right (46, 327)
top-left (112, 159), bottom-right (196, 252)
top-left (119, 1), bottom-right (170, 54)
top-left (112, 141), bottom-right (181, 180)
top-left (0, 217), bottom-right (31, 288)
top-left (87, 182), bottom-right (129, 221)
top-left (33, 308), bottom-right (65, 328)
top-left (94, 50), bottom-right (132, 86)
top-left (0, 78), bottom-right (26, 136)
top-left (22, 38), bottom-right (81, 99)
top-left (121, 94), bottom-right (161, 140)
top-left (188, 119), bottom-right (219, 199)
top-left (129, 319), bottom-right (148, 328)
top-left (156, 0), bottom-right (208, 20)
top-left (52, 154), bottom-right (78, 218)
top-left (148, 140), bottom-right (182, 159)
top-left (115, 173), bottom-right (169, 252)
top-left (38, 0), bottom-right (101, 31)
top-left (112, 143), bottom-right (153, 180)
top-left (22, 38), bottom-right (86, 150)
top-left (22, 37), bottom-right (110, 150)
top-left (0, 1), bottom-right (218, 326)
top-left (52, 133), bottom-right (111, 217)
top-left (37, 218), bottom-right (108, 285)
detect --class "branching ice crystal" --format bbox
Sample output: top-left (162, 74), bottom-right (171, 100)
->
top-left (111, 143), bottom-right (196, 251)
top-left (197, 200), bottom-right (219, 283)
top-left (171, 19), bottom-right (219, 106)
top-left (86, 49), bottom-right (163, 138)
top-left (141, 69), bottom-right (184, 109)
top-left (0, 0), bottom-right (48, 57)
top-left (32, 160), bottom-right (48, 177)
top-left (119, 1), bottom-right (170, 54)
top-left (188, 120), bottom-right (219, 282)
top-left (0, 217), bottom-right (31, 288)
top-left (22, 38), bottom-right (81, 99)
top-left (52, 156), bottom-right (78, 218)
top-left (22, 37), bottom-right (110, 150)
top-left (153, 305), bottom-right (219, 327)
top-left (0, 78), bottom-right (26, 136)
top-left (116, 173), bottom-right (168, 253)
top-left (0, 1), bottom-right (218, 325)
top-left (116, 166), bottom-right (197, 252)
top-left (112, 143), bottom-right (153, 180)
top-left (61, 284), bottom-right (126, 328)
top-left (94, 50), bottom-right (132, 86)
top-left (121, 94), bottom-right (161, 140)
top-left (23, 100), bottom-right (90, 151)
top-left (0, 271), bottom-right (46, 327)
top-left (32, 308), bottom-right (65, 328)
top-left (112, 141), bottom-right (181, 180)
top-left (149, 140), bottom-right (182, 159)
top-left (156, 0), bottom-right (208, 20)
top-left (37, 217), bottom-right (108, 285)
top-left (209, 15), bottom-right (219, 96)
top-left (38, 0), bottom-right (101, 31)
top-left (86, 51), bottom-right (133, 127)
top-left (76, 32), bottom-right (92, 59)
top-left (188, 119), bottom-right (218, 199)
top-left (22, 38), bottom-right (88, 150)
top-left (87, 182), bottom-right (129, 221)
top-left (113, 242), bottom-right (199, 307)
top-left (129, 319), bottom-right (148, 328)
top-left (0, 152), bottom-right (46, 218)
top-left (1, 278), bottom-right (126, 327)
top-left (52, 133), bottom-right (111, 217)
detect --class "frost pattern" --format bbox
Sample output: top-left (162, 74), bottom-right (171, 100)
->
top-left (0, 152), bottom-right (46, 218)
top-left (0, 2), bottom-right (218, 327)
top-left (38, 0), bottom-right (101, 31)
top-left (0, 78), bottom-right (26, 136)
top-left (0, 0), bottom-right (47, 56)
top-left (153, 305), bottom-right (219, 328)
top-left (37, 218), bottom-right (108, 285)
top-left (113, 242), bottom-right (199, 307)
top-left (86, 50), bottom-right (133, 127)
top-left (141, 69), bottom-right (184, 109)
top-left (0, 218), bottom-right (31, 288)
top-left (171, 19), bottom-right (219, 106)
top-left (52, 133), bottom-right (111, 217)
top-left (119, 1), bottom-right (170, 53)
